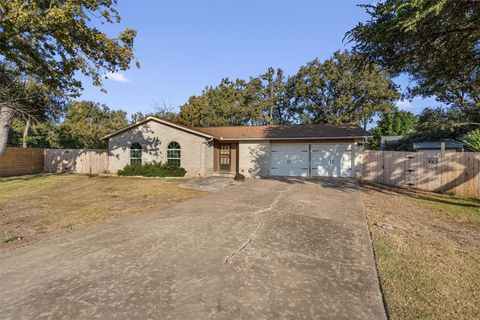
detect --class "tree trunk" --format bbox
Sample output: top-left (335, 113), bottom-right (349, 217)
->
top-left (22, 117), bottom-right (30, 148)
top-left (0, 106), bottom-right (14, 156)
top-left (269, 105), bottom-right (274, 125)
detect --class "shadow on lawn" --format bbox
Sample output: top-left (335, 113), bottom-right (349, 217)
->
top-left (0, 173), bottom-right (54, 183)
top-left (0, 173), bottom-right (99, 184)
top-left (5, 173), bottom-right (479, 210)
top-left (360, 181), bottom-right (480, 209)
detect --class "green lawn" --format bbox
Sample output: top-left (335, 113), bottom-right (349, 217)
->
top-left (414, 192), bottom-right (480, 226)
top-left (0, 174), bottom-right (77, 206)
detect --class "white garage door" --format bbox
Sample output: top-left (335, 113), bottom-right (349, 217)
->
top-left (311, 144), bottom-right (352, 177)
top-left (270, 144), bottom-right (309, 177)
top-left (270, 143), bottom-right (353, 177)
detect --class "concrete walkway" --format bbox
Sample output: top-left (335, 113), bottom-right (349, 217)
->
top-left (0, 178), bottom-right (386, 320)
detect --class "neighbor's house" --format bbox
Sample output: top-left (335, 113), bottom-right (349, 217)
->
top-left (103, 117), bottom-right (369, 178)
top-left (413, 140), bottom-right (464, 153)
top-left (380, 135), bottom-right (404, 150)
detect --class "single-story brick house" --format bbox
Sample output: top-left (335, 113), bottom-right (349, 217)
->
top-left (103, 116), bottom-right (368, 178)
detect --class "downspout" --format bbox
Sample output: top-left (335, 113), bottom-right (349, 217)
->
top-left (203, 137), bottom-right (214, 145)
top-left (202, 137), bottom-right (214, 175)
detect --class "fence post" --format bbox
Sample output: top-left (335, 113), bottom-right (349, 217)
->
top-left (12, 147), bottom-right (15, 176)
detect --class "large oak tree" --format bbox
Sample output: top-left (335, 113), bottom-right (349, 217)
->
top-left (58, 101), bottom-right (128, 149)
top-left (347, 0), bottom-right (480, 125)
top-left (176, 78), bottom-right (264, 127)
top-left (0, 0), bottom-right (137, 154)
top-left (287, 51), bottom-right (399, 129)
top-left (175, 51), bottom-right (398, 128)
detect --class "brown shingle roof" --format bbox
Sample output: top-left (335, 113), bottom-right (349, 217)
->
top-left (193, 123), bottom-right (368, 140)
top-left (102, 116), bottom-right (369, 141)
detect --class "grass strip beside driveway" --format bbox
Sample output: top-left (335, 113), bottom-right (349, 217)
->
top-left (362, 184), bottom-right (480, 320)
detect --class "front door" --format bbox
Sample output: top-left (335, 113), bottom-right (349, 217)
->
top-left (220, 144), bottom-right (231, 172)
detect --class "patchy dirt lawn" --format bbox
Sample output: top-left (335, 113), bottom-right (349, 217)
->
top-left (361, 184), bottom-right (480, 320)
top-left (180, 176), bottom-right (245, 192)
top-left (0, 174), bottom-right (205, 252)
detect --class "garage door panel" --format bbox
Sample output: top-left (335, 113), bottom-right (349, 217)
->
top-left (311, 144), bottom-right (353, 178)
top-left (271, 144), bottom-right (309, 177)
top-left (270, 143), bottom-right (354, 177)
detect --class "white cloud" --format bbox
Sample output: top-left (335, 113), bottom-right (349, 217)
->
top-left (396, 99), bottom-right (412, 110)
top-left (105, 72), bottom-right (130, 83)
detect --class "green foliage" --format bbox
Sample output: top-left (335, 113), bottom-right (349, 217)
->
top-left (417, 107), bottom-right (461, 132)
top-left (175, 51), bottom-right (398, 128)
top-left (0, 1), bottom-right (136, 155)
top-left (117, 161), bottom-right (186, 177)
top-left (250, 67), bottom-right (289, 125)
top-left (7, 100), bottom-right (128, 149)
top-left (287, 51), bottom-right (399, 128)
top-left (1, 65), bottom-right (66, 149)
top-left (177, 78), bottom-right (264, 127)
top-left (130, 111), bottom-right (148, 123)
top-left (368, 110), bottom-right (418, 149)
top-left (130, 102), bottom-right (179, 123)
top-left (348, 0), bottom-right (480, 115)
top-left (462, 129), bottom-right (480, 152)
top-left (385, 107), bottom-right (474, 151)
top-left (414, 106), bottom-right (476, 142)
top-left (0, 65), bottom-right (66, 119)
top-left (0, 0), bottom-right (137, 95)
top-left (58, 101), bottom-right (128, 148)
top-left (7, 118), bottom-right (60, 148)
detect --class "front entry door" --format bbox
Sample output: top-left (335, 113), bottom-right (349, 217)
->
top-left (220, 144), bottom-right (231, 172)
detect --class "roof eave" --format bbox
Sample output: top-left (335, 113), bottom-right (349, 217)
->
top-left (216, 136), bottom-right (369, 141)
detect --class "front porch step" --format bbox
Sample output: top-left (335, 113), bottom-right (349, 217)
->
top-left (211, 172), bottom-right (236, 178)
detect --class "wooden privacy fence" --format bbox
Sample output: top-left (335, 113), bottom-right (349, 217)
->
top-left (44, 149), bottom-right (108, 174)
top-left (362, 150), bottom-right (480, 198)
top-left (0, 147), bottom-right (45, 177)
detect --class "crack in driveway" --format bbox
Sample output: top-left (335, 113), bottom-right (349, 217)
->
top-left (224, 184), bottom-right (295, 264)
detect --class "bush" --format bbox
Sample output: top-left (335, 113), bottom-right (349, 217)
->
top-left (117, 161), bottom-right (186, 177)
top-left (462, 129), bottom-right (480, 152)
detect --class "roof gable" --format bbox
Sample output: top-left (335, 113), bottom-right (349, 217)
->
top-left (102, 117), bottom-right (213, 140)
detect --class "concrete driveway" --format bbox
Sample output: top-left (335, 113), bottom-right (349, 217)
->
top-left (0, 178), bottom-right (386, 320)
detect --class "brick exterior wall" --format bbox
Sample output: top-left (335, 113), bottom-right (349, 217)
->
top-left (354, 138), bottom-right (365, 179)
top-left (108, 120), bottom-right (214, 176)
top-left (238, 141), bottom-right (271, 178)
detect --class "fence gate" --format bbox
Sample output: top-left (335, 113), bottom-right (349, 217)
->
top-left (361, 150), bottom-right (480, 198)
top-left (44, 149), bottom-right (108, 174)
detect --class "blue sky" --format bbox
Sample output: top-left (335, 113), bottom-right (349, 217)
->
top-left (79, 0), bottom-right (438, 120)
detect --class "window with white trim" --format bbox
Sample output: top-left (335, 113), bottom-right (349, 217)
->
top-left (167, 142), bottom-right (181, 166)
top-left (130, 142), bottom-right (142, 165)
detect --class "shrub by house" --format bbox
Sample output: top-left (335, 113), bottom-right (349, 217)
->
top-left (117, 161), bottom-right (186, 177)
